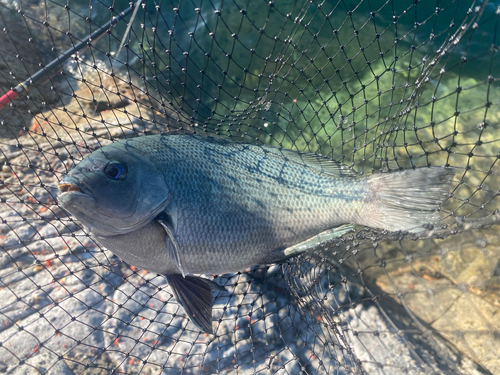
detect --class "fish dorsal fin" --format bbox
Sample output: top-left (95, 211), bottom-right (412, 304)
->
top-left (260, 145), bottom-right (358, 177)
top-left (157, 210), bottom-right (187, 277)
top-left (188, 135), bottom-right (357, 177)
top-left (166, 274), bottom-right (226, 334)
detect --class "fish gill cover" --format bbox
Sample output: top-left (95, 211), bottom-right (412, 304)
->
top-left (0, 0), bottom-right (498, 374)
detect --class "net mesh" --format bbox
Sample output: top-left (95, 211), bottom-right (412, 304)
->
top-left (0, 0), bottom-right (499, 373)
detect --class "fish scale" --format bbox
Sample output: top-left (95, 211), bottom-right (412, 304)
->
top-left (149, 138), bottom-right (360, 272)
top-left (57, 133), bottom-right (455, 333)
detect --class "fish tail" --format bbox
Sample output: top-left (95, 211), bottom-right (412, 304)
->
top-left (361, 167), bottom-right (456, 233)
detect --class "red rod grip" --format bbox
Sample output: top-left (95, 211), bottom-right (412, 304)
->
top-left (0, 90), bottom-right (18, 110)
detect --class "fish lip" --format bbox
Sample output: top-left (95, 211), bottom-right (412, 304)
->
top-left (57, 175), bottom-right (94, 200)
top-left (58, 183), bottom-right (82, 193)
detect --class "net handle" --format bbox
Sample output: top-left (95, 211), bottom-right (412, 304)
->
top-left (0, 3), bottom-right (137, 110)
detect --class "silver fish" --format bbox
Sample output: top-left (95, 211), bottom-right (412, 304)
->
top-left (57, 134), bottom-right (455, 332)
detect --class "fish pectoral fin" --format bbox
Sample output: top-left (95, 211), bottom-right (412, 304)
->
top-left (283, 224), bottom-right (355, 258)
top-left (166, 274), bottom-right (225, 334)
top-left (157, 212), bottom-right (187, 277)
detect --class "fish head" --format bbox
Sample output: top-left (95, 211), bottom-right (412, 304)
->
top-left (57, 143), bottom-right (170, 237)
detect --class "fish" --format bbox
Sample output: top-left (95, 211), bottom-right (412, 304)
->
top-left (57, 134), bottom-right (455, 333)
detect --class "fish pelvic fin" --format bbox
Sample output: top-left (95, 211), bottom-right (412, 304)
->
top-left (166, 274), bottom-right (226, 334)
top-left (363, 167), bottom-right (455, 233)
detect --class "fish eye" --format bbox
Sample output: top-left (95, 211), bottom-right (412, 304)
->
top-left (104, 162), bottom-right (127, 180)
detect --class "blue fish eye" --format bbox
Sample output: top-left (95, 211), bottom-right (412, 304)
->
top-left (104, 162), bottom-right (126, 180)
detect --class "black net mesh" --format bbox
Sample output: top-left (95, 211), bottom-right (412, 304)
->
top-left (0, 0), bottom-right (499, 373)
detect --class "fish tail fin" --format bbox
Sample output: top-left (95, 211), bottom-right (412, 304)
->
top-left (362, 167), bottom-right (456, 233)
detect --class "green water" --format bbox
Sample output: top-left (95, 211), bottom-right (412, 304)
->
top-left (25, 0), bottom-right (499, 181)
top-left (128, 0), bottom-right (497, 153)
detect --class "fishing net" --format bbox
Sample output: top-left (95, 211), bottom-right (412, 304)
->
top-left (0, 0), bottom-right (499, 373)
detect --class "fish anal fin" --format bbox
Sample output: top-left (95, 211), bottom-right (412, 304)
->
top-left (283, 224), bottom-right (354, 258)
top-left (166, 274), bottom-right (225, 334)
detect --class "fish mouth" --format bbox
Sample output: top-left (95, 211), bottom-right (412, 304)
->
top-left (57, 175), bottom-right (93, 198)
top-left (58, 183), bottom-right (82, 193)
top-left (57, 176), bottom-right (94, 209)
top-left (57, 177), bottom-right (96, 221)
